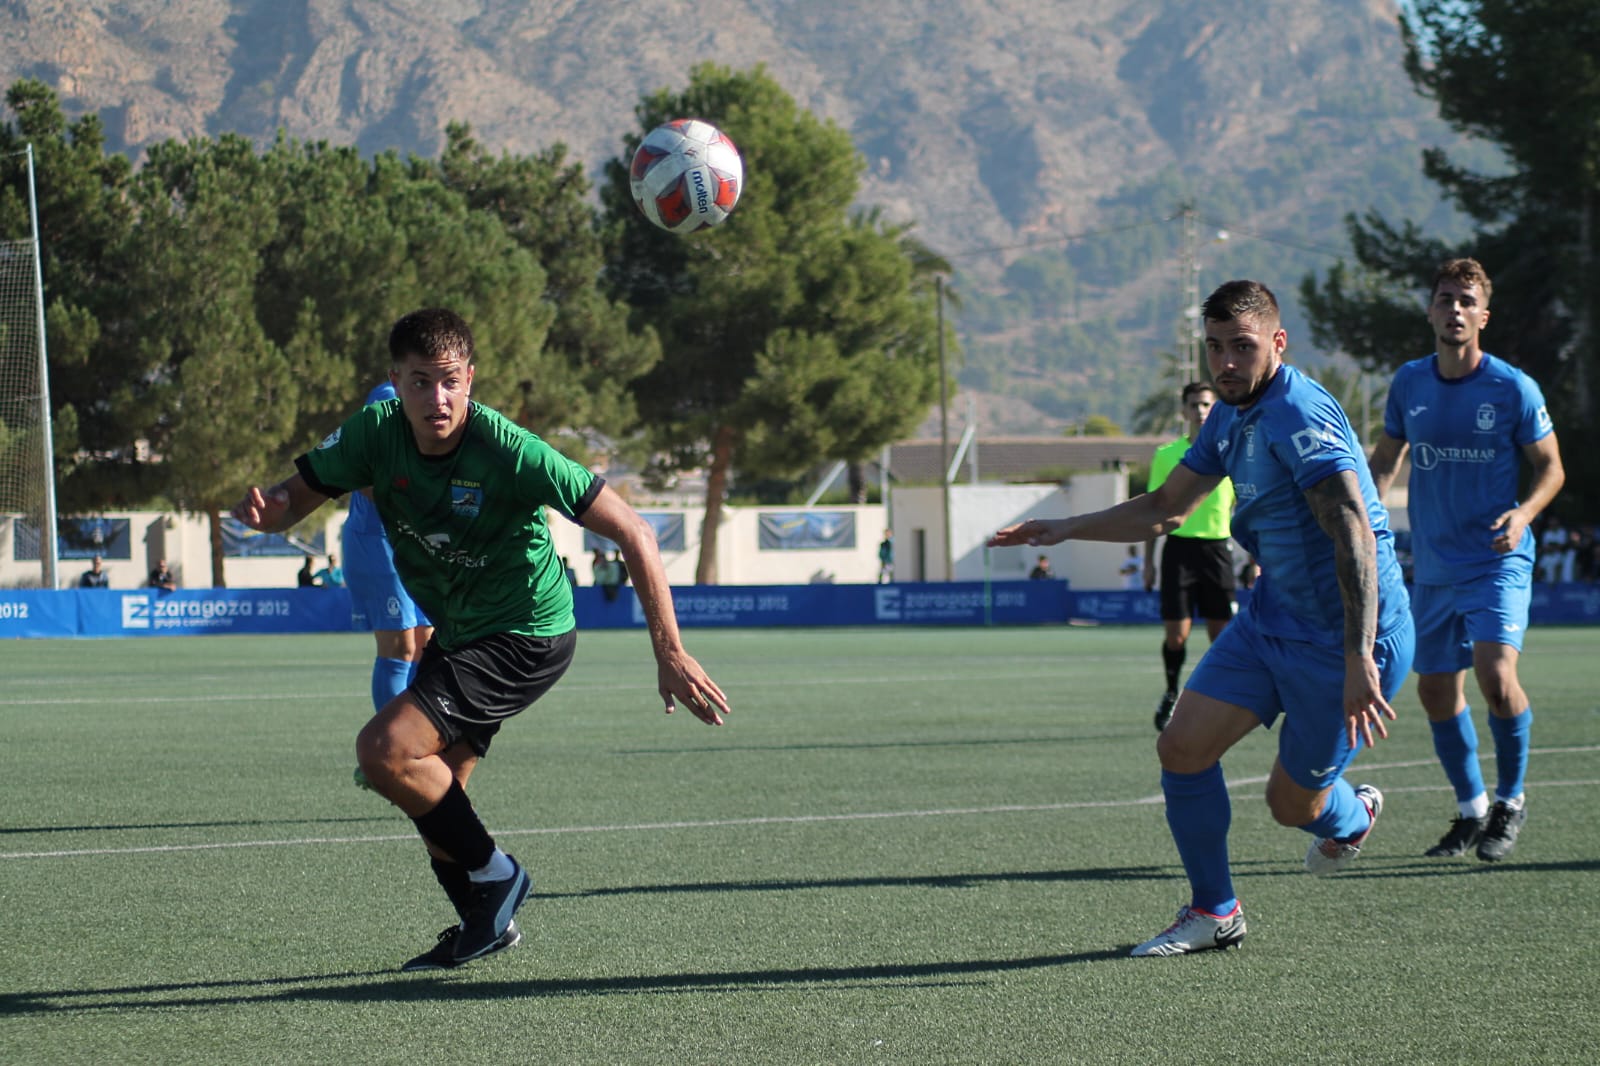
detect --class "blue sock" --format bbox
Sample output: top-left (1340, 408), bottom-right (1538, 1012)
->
top-left (1300, 778), bottom-right (1372, 842)
top-left (1487, 707), bottom-right (1533, 802)
top-left (1162, 765), bottom-right (1236, 915)
top-left (1429, 708), bottom-right (1486, 804)
top-left (371, 657), bottom-right (411, 713)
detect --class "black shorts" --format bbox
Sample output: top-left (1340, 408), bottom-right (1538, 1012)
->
top-left (410, 629), bottom-right (577, 757)
top-left (1158, 536), bottom-right (1236, 622)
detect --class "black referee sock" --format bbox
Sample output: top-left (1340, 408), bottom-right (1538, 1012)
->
top-left (1161, 642), bottom-right (1186, 694)
top-left (430, 856), bottom-right (474, 920)
top-left (411, 778), bottom-right (497, 873)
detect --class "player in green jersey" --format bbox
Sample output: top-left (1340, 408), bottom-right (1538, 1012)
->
top-left (1144, 382), bottom-right (1251, 731)
top-left (232, 308), bottom-right (729, 971)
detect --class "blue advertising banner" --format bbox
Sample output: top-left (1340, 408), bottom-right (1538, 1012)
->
top-left (1066, 589), bottom-right (1164, 625)
top-left (574, 579), bottom-right (1072, 629)
top-left (0, 587), bottom-right (355, 638)
top-left (0, 588), bottom-right (81, 637)
top-left (1530, 582), bottom-right (1600, 626)
top-left (584, 512), bottom-right (687, 554)
top-left (221, 515), bottom-right (326, 557)
top-left (4, 580), bottom-right (1598, 638)
top-left (758, 511), bottom-right (857, 550)
top-left (12, 516), bottom-right (133, 561)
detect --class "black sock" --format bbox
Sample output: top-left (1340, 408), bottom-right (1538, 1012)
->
top-left (1162, 642), bottom-right (1186, 694)
top-left (430, 856), bottom-right (474, 919)
top-left (411, 778), bottom-right (496, 872)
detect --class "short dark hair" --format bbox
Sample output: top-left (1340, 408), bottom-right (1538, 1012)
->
top-left (1180, 381), bottom-right (1216, 403)
top-left (1201, 280), bottom-right (1280, 326)
top-left (388, 308), bottom-right (475, 364)
top-left (1431, 257), bottom-right (1492, 306)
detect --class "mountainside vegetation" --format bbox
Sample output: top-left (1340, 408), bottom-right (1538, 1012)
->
top-left (0, 0), bottom-right (1492, 441)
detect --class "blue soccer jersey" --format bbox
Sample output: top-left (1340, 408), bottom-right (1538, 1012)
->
top-left (1383, 353), bottom-right (1553, 585)
top-left (1183, 365), bottom-right (1409, 646)
top-left (342, 382), bottom-right (395, 538)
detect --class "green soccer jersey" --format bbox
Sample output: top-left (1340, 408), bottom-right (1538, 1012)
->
top-left (296, 400), bottom-right (600, 650)
top-left (1148, 436), bottom-right (1235, 540)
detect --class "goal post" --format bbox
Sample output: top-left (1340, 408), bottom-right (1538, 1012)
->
top-left (0, 144), bottom-right (60, 588)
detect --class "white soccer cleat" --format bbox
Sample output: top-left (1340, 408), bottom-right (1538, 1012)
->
top-left (1304, 784), bottom-right (1383, 876)
top-left (1130, 904), bottom-right (1246, 957)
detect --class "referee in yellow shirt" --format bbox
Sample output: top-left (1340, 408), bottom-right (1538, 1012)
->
top-left (1144, 382), bottom-right (1251, 731)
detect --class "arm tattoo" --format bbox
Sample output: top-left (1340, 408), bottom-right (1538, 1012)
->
top-left (1304, 471), bottom-right (1379, 656)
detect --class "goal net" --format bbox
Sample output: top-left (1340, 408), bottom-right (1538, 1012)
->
top-left (0, 148), bottom-right (57, 588)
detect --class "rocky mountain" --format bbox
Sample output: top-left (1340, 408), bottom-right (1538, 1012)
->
top-left (2, 0), bottom-right (1477, 434)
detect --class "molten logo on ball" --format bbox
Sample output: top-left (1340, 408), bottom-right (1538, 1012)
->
top-left (630, 118), bottom-right (743, 234)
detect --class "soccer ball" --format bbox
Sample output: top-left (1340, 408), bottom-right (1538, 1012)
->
top-left (629, 119), bottom-right (743, 233)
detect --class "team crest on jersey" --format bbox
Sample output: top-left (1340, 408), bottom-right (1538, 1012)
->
top-left (1476, 403), bottom-right (1496, 432)
top-left (317, 427), bottom-right (342, 450)
top-left (450, 481), bottom-right (483, 519)
top-left (1243, 424), bottom-right (1257, 459)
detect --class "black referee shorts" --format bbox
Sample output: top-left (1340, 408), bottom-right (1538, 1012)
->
top-left (410, 629), bottom-right (577, 756)
top-left (1158, 536), bottom-right (1236, 623)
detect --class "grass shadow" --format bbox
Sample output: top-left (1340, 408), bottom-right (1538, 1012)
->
top-left (0, 815), bottom-right (393, 836)
top-left (538, 864), bottom-right (1184, 899)
top-left (616, 732), bottom-right (1133, 755)
top-left (0, 947), bottom-right (1135, 1016)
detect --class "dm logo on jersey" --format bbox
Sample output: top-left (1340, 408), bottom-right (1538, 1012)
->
top-left (1536, 405), bottom-right (1553, 434)
top-left (1476, 403), bottom-right (1496, 432)
top-left (317, 427), bottom-right (343, 450)
top-left (450, 483), bottom-right (482, 519)
top-left (1291, 423), bottom-right (1341, 458)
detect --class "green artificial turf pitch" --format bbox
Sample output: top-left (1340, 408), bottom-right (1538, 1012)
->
top-left (2, 626), bottom-right (1596, 1064)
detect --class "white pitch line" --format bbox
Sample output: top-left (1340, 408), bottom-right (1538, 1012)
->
top-left (0, 669), bottom-right (1138, 707)
top-left (3, 748), bottom-right (1594, 862)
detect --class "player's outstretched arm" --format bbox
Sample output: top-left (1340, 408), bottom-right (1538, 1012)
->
top-left (987, 466), bottom-right (1221, 549)
top-left (231, 473), bottom-right (330, 534)
top-left (582, 485), bottom-right (729, 725)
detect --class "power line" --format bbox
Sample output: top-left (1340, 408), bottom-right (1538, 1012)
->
top-left (1195, 214), bottom-right (1348, 259)
top-left (944, 218), bottom-right (1169, 260)
top-left (944, 212), bottom-right (1348, 263)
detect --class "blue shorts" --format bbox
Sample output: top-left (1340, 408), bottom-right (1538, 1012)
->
top-left (342, 527), bottom-right (429, 632)
top-left (1186, 609), bottom-right (1415, 792)
top-left (1411, 572), bottom-right (1531, 674)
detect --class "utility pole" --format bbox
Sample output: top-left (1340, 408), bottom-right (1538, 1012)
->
top-left (1180, 202), bottom-right (1201, 383)
top-left (937, 275), bottom-right (953, 581)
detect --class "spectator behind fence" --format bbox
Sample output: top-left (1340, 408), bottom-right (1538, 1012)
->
top-left (79, 555), bottom-right (109, 588)
top-left (149, 559), bottom-right (177, 591)
top-left (315, 554), bottom-right (345, 587)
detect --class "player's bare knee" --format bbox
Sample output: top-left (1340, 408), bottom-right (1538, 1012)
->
top-left (1266, 793), bottom-right (1314, 827)
top-left (1473, 668), bottom-right (1521, 715)
top-left (1264, 776), bottom-right (1318, 827)
top-left (354, 721), bottom-right (403, 779)
top-left (1154, 728), bottom-right (1209, 774)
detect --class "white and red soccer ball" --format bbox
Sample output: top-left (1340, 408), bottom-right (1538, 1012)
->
top-left (629, 119), bottom-right (744, 233)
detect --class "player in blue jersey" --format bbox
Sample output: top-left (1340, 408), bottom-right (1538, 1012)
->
top-left (343, 380), bottom-right (435, 789)
top-left (989, 280), bottom-right (1413, 956)
top-left (1368, 258), bottom-right (1564, 862)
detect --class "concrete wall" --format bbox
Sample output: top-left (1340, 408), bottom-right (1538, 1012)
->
top-left (0, 474), bottom-right (1414, 592)
top-left (2, 510), bottom-right (349, 591)
top-left (3, 504), bottom-right (891, 590)
top-left (888, 471), bottom-right (1133, 589)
